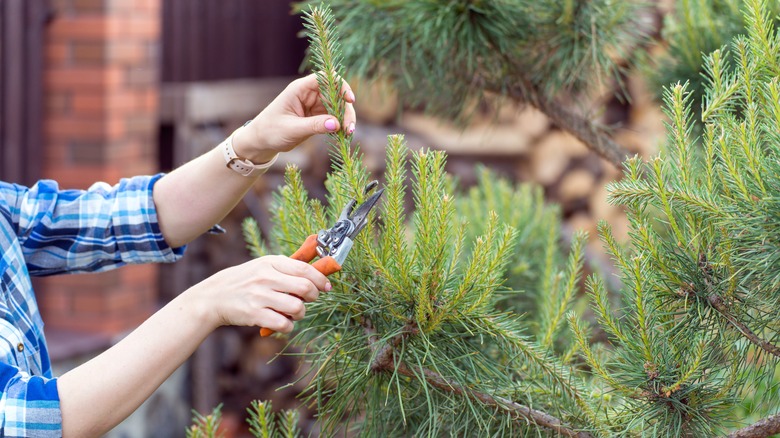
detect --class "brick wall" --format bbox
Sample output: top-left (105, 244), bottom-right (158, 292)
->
top-left (37, 0), bottom-right (163, 335)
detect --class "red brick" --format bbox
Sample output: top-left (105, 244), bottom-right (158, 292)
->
top-left (141, 0), bottom-right (161, 14)
top-left (50, 0), bottom-right (71, 15)
top-left (106, 139), bottom-right (143, 163)
top-left (105, 116), bottom-right (126, 140)
top-left (124, 114), bottom-right (156, 135)
top-left (120, 263), bottom-right (157, 286)
top-left (42, 141), bottom-right (70, 165)
top-left (107, 41), bottom-right (146, 64)
top-left (41, 313), bottom-right (91, 332)
top-left (95, 89), bottom-right (131, 113)
top-left (73, 291), bottom-right (107, 314)
top-left (72, 0), bottom-right (106, 14)
top-left (47, 115), bottom-right (106, 139)
top-left (120, 306), bottom-right (155, 331)
top-left (36, 286), bottom-right (73, 315)
top-left (47, 92), bottom-right (72, 114)
top-left (71, 93), bottom-right (106, 114)
top-left (46, 66), bottom-right (123, 91)
top-left (50, 270), bottom-right (120, 287)
top-left (109, 161), bottom-right (156, 179)
top-left (105, 288), bottom-right (158, 316)
top-left (108, 0), bottom-right (160, 16)
top-left (43, 311), bottom-right (144, 335)
top-left (139, 89), bottom-right (158, 112)
top-left (42, 165), bottom-right (121, 189)
top-left (109, 89), bottom-right (156, 113)
top-left (109, 16), bottom-right (159, 39)
top-left (69, 141), bottom-right (108, 165)
top-left (46, 42), bottom-right (70, 65)
top-left (124, 66), bottom-right (157, 87)
top-left (137, 0), bottom-right (161, 14)
top-left (49, 17), bottom-right (108, 40)
top-left (72, 41), bottom-right (106, 64)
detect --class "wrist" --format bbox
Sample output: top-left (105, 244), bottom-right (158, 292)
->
top-left (179, 285), bottom-right (220, 331)
top-left (232, 122), bottom-right (278, 165)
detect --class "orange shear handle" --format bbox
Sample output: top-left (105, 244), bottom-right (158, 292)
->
top-left (259, 234), bottom-right (342, 336)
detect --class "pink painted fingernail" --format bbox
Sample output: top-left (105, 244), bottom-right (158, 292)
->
top-left (324, 119), bottom-right (337, 131)
top-left (325, 282), bottom-right (332, 292)
top-left (348, 122), bottom-right (355, 134)
top-left (347, 90), bottom-right (356, 102)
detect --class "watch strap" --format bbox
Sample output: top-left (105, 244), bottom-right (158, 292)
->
top-left (220, 125), bottom-right (279, 177)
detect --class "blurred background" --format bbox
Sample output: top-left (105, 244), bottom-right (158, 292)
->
top-left (0, 0), bottom-right (669, 436)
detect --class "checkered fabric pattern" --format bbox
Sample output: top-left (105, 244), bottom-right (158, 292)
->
top-left (0, 175), bottom-right (184, 437)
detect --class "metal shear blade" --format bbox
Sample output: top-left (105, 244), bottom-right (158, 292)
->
top-left (345, 180), bottom-right (384, 239)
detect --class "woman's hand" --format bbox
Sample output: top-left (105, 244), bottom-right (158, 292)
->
top-left (232, 74), bottom-right (357, 164)
top-left (186, 255), bottom-right (331, 333)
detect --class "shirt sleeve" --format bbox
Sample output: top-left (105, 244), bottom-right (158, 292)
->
top-left (0, 361), bottom-right (61, 438)
top-left (3, 174), bottom-right (185, 276)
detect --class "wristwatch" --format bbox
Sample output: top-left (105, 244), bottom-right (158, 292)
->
top-left (220, 122), bottom-right (279, 177)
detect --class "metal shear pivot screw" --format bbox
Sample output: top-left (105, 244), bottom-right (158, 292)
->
top-left (316, 180), bottom-right (384, 260)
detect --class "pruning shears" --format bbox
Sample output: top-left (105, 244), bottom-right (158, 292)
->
top-left (260, 180), bottom-right (384, 336)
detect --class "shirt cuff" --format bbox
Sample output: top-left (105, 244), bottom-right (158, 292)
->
top-left (112, 174), bottom-right (186, 265)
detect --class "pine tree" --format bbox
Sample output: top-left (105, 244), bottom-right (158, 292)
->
top-left (235, 2), bottom-right (780, 437)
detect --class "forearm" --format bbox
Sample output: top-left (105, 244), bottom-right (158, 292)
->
top-left (152, 128), bottom-right (268, 248)
top-left (57, 291), bottom-right (215, 437)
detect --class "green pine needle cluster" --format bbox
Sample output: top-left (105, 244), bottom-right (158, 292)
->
top-left (247, 400), bottom-right (301, 438)
top-left (187, 401), bottom-right (301, 438)
top-left (186, 404), bottom-right (223, 438)
top-left (646, 0), bottom-right (780, 122)
top-left (294, 0), bottom-right (648, 120)
top-left (569, 0), bottom-right (780, 435)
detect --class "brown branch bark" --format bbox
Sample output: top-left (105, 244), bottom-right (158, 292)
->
top-left (726, 413), bottom-right (780, 438)
top-left (364, 323), bottom-right (593, 438)
top-left (474, 36), bottom-right (633, 169)
top-left (708, 295), bottom-right (780, 358)
top-left (501, 79), bottom-right (632, 169)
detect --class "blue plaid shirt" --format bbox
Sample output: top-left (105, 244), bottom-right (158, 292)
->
top-left (0, 175), bottom-right (184, 437)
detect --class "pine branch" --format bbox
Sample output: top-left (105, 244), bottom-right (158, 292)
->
top-left (707, 295), bottom-right (780, 358)
top-left (476, 73), bottom-right (629, 167)
top-left (474, 56), bottom-right (632, 168)
top-left (726, 413), bottom-right (780, 438)
top-left (364, 323), bottom-right (592, 438)
top-left (472, 36), bottom-right (632, 167)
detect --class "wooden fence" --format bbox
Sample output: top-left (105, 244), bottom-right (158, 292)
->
top-left (161, 0), bottom-right (307, 83)
top-left (0, 0), bottom-right (49, 186)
